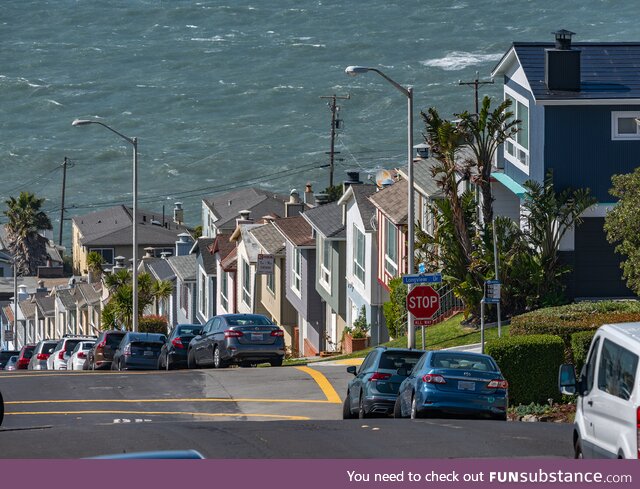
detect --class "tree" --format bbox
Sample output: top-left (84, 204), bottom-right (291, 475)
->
top-left (604, 167), bottom-right (640, 295)
top-left (457, 96), bottom-right (519, 228)
top-left (3, 192), bottom-right (53, 275)
top-left (86, 251), bottom-right (105, 281)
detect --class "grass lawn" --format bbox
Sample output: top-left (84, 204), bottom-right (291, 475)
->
top-left (284, 314), bottom-right (510, 365)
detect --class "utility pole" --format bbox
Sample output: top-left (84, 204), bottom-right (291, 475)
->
top-left (458, 71), bottom-right (494, 114)
top-left (320, 94), bottom-right (349, 188)
top-left (59, 157), bottom-right (69, 246)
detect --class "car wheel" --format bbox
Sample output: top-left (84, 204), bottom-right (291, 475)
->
top-left (393, 397), bottom-right (404, 418)
top-left (213, 346), bottom-right (226, 369)
top-left (358, 393), bottom-right (367, 419)
top-left (187, 349), bottom-right (195, 369)
top-left (410, 394), bottom-right (421, 419)
top-left (269, 357), bottom-right (283, 367)
top-left (574, 437), bottom-right (584, 459)
top-left (342, 392), bottom-right (355, 419)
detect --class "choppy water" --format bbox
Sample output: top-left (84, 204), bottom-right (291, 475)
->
top-left (1, 0), bottom-right (639, 243)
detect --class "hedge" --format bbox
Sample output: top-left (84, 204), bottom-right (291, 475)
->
top-left (138, 315), bottom-right (169, 334)
top-left (485, 334), bottom-right (564, 406)
top-left (570, 330), bottom-right (597, 374)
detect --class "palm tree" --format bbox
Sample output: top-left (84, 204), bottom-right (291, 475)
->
top-left (152, 280), bottom-right (174, 318)
top-left (3, 192), bottom-right (53, 275)
top-left (86, 251), bottom-right (105, 282)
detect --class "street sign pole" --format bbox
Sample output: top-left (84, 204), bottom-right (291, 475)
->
top-left (480, 300), bottom-right (485, 354)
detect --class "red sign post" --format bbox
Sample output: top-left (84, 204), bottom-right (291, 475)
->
top-left (406, 286), bottom-right (440, 320)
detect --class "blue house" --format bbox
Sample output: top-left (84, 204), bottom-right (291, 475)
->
top-left (491, 30), bottom-right (639, 298)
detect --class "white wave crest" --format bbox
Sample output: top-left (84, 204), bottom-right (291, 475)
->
top-left (419, 51), bottom-right (503, 71)
top-left (46, 99), bottom-right (63, 106)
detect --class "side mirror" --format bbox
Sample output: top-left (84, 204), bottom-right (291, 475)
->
top-left (346, 366), bottom-right (357, 376)
top-left (397, 367), bottom-right (408, 377)
top-left (558, 364), bottom-right (577, 396)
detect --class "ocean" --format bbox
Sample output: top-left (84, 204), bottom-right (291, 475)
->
top-left (1, 0), bottom-right (639, 245)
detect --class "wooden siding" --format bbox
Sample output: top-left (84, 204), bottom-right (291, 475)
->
top-left (377, 210), bottom-right (407, 291)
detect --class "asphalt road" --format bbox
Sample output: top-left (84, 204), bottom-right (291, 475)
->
top-left (0, 364), bottom-right (573, 458)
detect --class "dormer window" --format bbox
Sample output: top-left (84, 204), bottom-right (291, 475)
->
top-left (504, 88), bottom-right (530, 172)
top-left (611, 111), bottom-right (640, 140)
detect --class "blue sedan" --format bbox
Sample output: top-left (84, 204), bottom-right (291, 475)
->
top-left (394, 350), bottom-right (508, 420)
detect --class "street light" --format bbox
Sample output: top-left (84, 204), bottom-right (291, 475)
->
top-left (345, 65), bottom-right (417, 349)
top-left (72, 119), bottom-right (139, 332)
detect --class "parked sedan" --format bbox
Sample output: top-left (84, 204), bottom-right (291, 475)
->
top-left (343, 347), bottom-right (426, 419)
top-left (0, 350), bottom-right (19, 370)
top-left (111, 333), bottom-right (166, 371)
top-left (394, 350), bottom-right (508, 420)
top-left (157, 324), bottom-right (202, 370)
top-left (3, 356), bottom-right (18, 371)
top-left (66, 341), bottom-right (96, 370)
top-left (188, 314), bottom-right (285, 369)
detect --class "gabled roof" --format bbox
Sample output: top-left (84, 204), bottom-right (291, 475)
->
top-left (166, 254), bottom-right (197, 282)
top-left (210, 233), bottom-right (236, 262)
top-left (141, 258), bottom-right (176, 282)
top-left (272, 216), bottom-right (315, 248)
top-left (18, 299), bottom-right (36, 320)
top-left (35, 296), bottom-right (55, 316)
top-left (234, 224), bottom-right (264, 263)
top-left (77, 283), bottom-right (102, 306)
top-left (492, 42), bottom-right (640, 102)
top-left (369, 179), bottom-right (408, 225)
top-left (397, 159), bottom-right (444, 198)
top-left (56, 288), bottom-right (76, 310)
top-left (337, 184), bottom-right (378, 232)
top-left (203, 188), bottom-right (288, 231)
top-left (220, 246), bottom-right (238, 272)
top-left (192, 237), bottom-right (217, 275)
top-left (3, 304), bottom-right (14, 323)
top-left (302, 203), bottom-right (345, 239)
top-left (72, 205), bottom-right (189, 247)
top-left (249, 223), bottom-right (286, 255)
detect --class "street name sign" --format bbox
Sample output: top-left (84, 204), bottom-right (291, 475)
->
top-left (402, 272), bottom-right (442, 285)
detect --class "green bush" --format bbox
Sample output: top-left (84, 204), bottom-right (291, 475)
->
top-left (138, 315), bottom-right (169, 334)
top-left (486, 334), bottom-right (564, 406)
top-left (570, 330), bottom-right (597, 374)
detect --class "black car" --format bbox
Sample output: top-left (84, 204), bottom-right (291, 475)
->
top-left (188, 314), bottom-right (285, 368)
top-left (0, 350), bottom-right (19, 370)
top-left (111, 332), bottom-right (167, 371)
top-left (157, 324), bottom-right (202, 370)
top-left (85, 330), bottom-right (127, 370)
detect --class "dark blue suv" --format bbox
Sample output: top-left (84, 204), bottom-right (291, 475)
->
top-left (343, 347), bottom-right (425, 418)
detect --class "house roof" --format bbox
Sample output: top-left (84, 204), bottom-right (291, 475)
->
top-left (220, 246), bottom-right (238, 272)
top-left (235, 224), bottom-right (264, 263)
top-left (203, 188), bottom-right (288, 231)
top-left (368, 179), bottom-right (408, 225)
top-left (249, 223), bottom-right (286, 255)
top-left (141, 258), bottom-right (176, 282)
top-left (56, 288), bottom-right (76, 310)
top-left (166, 254), bottom-right (197, 282)
top-left (273, 216), bottom-right (315, 248)
top-left (492, 42), bottom-right (640, 102)
top-left (302, 203), bottom-right (345, 239)
top-left (3, 304), bottom-right (14, 323)
top-left (337, 184), bottom-right (378, 232)
top-left (192, 237), bottom-right (217, 275)
top-left (397, 159), bottom-right (444, 198)
top-left (18, 299), bottom-right (36, 320)
top-left (72, 205), bottom-right (189, 247)
top-left (77, 282), bottom-right (102, 306)
top-left (35, 296), bottom-right (56, 316)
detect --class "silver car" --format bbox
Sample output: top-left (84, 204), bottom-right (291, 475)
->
top-left (27, 340), bottom-right (59, 370)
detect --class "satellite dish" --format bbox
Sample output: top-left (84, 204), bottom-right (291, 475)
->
top-left (375, 169), bottom-right (394, 188)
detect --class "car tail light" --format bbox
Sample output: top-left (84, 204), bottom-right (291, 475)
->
top-left (422, 374), bottom-right (446, 384)
top-left (78, 352), bottom-right (86, 359)
top-left (18, 357), bottom-right (29, 367)
top-left (172, 337), bottom-right (184, 349)
top-left (58, 351), bottom-right (65, 360)
top-left (369, 372), bottom-right (392, 382)
top-left (124, 345), bottom-right (131, 356)
top-left (224, 330), bottom-right (243, 338)
top-left (96, 339), bottom-right (106, 350)
top-left (487, 379), bottom-right (509, 389)
top-left (270, 330), bottom-right (284, 337)
top-left (36, 353), bottom-right (50, 360)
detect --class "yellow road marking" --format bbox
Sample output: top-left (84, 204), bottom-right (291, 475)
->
top-left (295, 366), bottom-right (341, 404)
top-left (330, 358), bottom-right (364, 366)
top-left (6, 398), bottom-right (333, 405)
top-left (4, 410), bottom-right (309, 420)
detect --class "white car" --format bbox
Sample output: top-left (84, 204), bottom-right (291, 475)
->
top-left (66, 341), bottom-right (95, 370)
top-left (560, 322), bottom-right (640, 459)
top-left (48, 336), bottom-right (96, 370)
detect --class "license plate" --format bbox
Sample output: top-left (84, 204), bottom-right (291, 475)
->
top-left (144, 351), bottom-right (154, 356)
top-left (251, 333), bottom-right (263, 341)
top-left (458, 381), bottom-right (475, 391)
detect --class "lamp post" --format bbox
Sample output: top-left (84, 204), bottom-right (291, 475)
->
top-left (345, 66), bottom-right (416, 349)
top-left (72, 119), bottom-right (139, 332)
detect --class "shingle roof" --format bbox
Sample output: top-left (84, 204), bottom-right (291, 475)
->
top-left (397, 159), bottom-right (444, 198)
top-left (273, 216), bottom-right (315, 248)
top-left (249, 223), bottom-right (286, 255)
top-left (302, 203), bottom-right (345, 239)
top-left (142, 258), bottom-right (175, 282)
top-left (220, 246), bottom-right (237, 272)
top-left (18, 299), bottom-right (36, 320)
top-left (3, 304), bottom-right (14, 323)
top-left (72, 205), bottom-right (189, 247)
top-left (369, 179), bottom-right (408, 225)
top-left (492, 42), bottom-right (640, 101)
top-left (56, 288), bottom-right (76, 310)
top-left (77, 283), bottom-right (102, 306)
top-left (203, 188), bottom-right (288, 231)
top-left (238, 224), bottom-right (264, 263)
top-left (166, 254), bottom-right (197, 282)
top-left (193, 237), bottom-right (216, 274)
top-left (210, 233), bottom-right (236, 261)
top-left (338, 184), bottom-right (378, 232)
top-left (35, 296), bottom-right (55, 316)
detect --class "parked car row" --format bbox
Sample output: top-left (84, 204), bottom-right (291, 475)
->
top-left (343, 347), bottom-right (509, 421)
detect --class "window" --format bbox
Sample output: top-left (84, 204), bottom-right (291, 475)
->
top-left (612, 111), bottom-right (640, 140)
top-left (89, 248), bottom-right (114, 266)
top-left (384, 219), bottom-right (398, 276)
top-left (242, 259), bottom-right (251, 306)
top-left (353, 225), bottom-right (366, 284)
top-left (582, 337), bottom-right (600, 394)
top-left (421, 198), bottom-right (434, 235)
top-left (292, 248), bottom-right (302, 295)
top-left (266, 272), bottom-right (275, 295)
top-left (319, 235), bottom-right (332, 291)
top-left (597, 339), bottom-right (639, 400)
top-left (504, 90), bottom-right (530, 170)
top-left (199, 271), bottom-right (206, 315)
top-left (180, 283), bottom-right (190, 318)
top-left (220, 271), bottom-right (228, 312)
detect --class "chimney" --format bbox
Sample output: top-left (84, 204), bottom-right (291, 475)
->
top-left (18, 284), bottom-right (29, 301)
top-left (173, 202), bottom-right (184, 225)
top-left (414, 143), bottom-right (430, 160)
top-left (236, 209), bottom-right (254, 227)
top-left (37, 280), bottom-right (47, 293)
top-left (285, 189), bottom-right (305, 217)
top-left (111, 256), bottom-right (127, 274)
top-left (314, 193), bottom-right (329, 206)
top-left (343, 170), bottom-right (362, 194)
top-left (144, 247), bottom-right (154, 259)
top-left (175, 232), bottom-right (194, 256)
top-left (160, 251), bottom-right (171, 260)
top-left (545, 30), bottom-right (581, 91)
top-left (304, 183), bottom-right (316, 206)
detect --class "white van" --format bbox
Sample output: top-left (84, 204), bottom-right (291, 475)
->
top-left (559, 322), bottom-right (640, 459)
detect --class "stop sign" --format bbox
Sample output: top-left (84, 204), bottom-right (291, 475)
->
top-left (406, 286), bottom-right (440, 319)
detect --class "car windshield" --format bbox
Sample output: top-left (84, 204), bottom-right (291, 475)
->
top-left (23, 347), bottom-right (35, 358)
top-left (107, 334), bottom-right (126, 347)
top-left (177, 326), bottom-right (201, 336)
top-left (82, 342), bottom-right (94, 350)
top-left (44, 342), bottom-right (57, 354)
top-left (430, 352), bottom-right (496, 372)
top-left (226, 316), bottom-right (272, 326)
top-left (65, 340), bottom-right (82, 353)
top-left (378, 351), bottom-right (425, 371)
